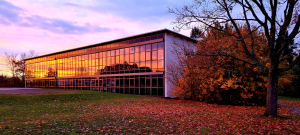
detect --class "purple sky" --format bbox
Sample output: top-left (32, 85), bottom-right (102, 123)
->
top-left (0, 0), bottom-right (193, 75)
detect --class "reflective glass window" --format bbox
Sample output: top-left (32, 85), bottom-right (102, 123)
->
top-left (130, 54), bottom-right (134, 63)
top-left (103, 58), bottom-right (106, 66)
top-left (146, 61), bottom-right (151, 69)
top-left (157, 34), bottom-right (163, 39)
top-left (152, 43), bottom-right (157, 50)
top-left (140, 52), bottom-right (145, 61)
top-left (92, 59), bottom-right (95, 66)
top-left (99, 58), bottom-right (103, 65)
top-left (134, 53), bottom-right (139, 62)
top-left (158, 50), bottom-right (164, 60)
top-left (158, 42), bottom-right (164, 50)
top-left (116, 56), bottom-right (120, 64)
top-left (151, 35), bottom-right (157, 40)
top-left (152, 60), bottom-right (157, 72)
top-left (120, 49), bottom-right (124, 55)
top-left (130, 47), bottom-right (135, 53)
top-left (125, 54), bottom-right (129, 63)
top-left (125, 48), bottom-right (130, 54)
top-left (120, 54), bottom-right (124, 64)
top-left (107, 57), bottom-right (111, 66)
top-left (135, 46), bottom-right (139, 53)
top-left (145, 36), bottom-right (151, 41)
top-left (141, 45), bottom-right (145, 52)
top-left (111, 50), bottom-right (115, 56)
top-left (111, 57), bottom-right (115, 65)
top-left (146, 52), bottom-right (151, 61)
top-left (158, 60), bottom-right (164, 70)
top-left (146, 44), bottom-right (151, 51)
top-left (152, 51), bottom-right (157, 60)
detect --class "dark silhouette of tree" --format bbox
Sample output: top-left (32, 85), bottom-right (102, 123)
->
top-left (169, 0), bottom-right (300, 117)
top-left (3, 52), bottom-right (18, 77)
top-left (190, 27), bottom-right (202, 38)
top-left (3, 50), bottom-right (37, 80)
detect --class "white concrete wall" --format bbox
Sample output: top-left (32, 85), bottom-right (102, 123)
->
top-left (164, 33), bottom-right (196, 98)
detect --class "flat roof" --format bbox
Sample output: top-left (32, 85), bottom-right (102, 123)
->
top-left (25, 29), bottom-right (197, 61)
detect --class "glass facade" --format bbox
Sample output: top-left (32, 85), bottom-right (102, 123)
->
top-left (25, 33), bottom-right (165, 96)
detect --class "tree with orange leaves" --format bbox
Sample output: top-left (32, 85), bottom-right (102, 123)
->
top-left (169, 23), bottom-right (268, 106)
top-left (169, 0), bottom-right (300, 117)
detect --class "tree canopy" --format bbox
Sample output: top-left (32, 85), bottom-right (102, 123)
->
top-left (169, 0), bottom-right (300, 117)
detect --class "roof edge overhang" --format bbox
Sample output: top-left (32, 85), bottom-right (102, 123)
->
top-left (24, 29), bottom-right (197, 61)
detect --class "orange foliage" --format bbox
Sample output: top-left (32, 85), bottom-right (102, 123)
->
top-left (172, 23), bottom-right (268, 105)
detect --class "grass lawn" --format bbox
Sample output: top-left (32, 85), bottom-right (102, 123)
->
top-left (279, 96), bottom-right (300, 111)
top-left (0, 90), bottom-right (300, 134)
top-left (279, 96), bottom-right (300, 101)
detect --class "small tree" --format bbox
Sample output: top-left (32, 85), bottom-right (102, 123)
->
top-left (169, 0), bottom-right (300, 117)
top-left (2, 50), bottom-right (38, 85)
top-left (3, 52), bottom-right (18, 77)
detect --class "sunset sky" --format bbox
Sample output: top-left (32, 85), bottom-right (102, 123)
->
top-left (0, 0), bottom-right (193, 75)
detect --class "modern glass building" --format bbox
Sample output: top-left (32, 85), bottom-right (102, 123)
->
top-left (24, 29), bottom-right (196, 97)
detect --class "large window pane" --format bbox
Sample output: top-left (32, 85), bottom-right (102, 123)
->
top-left (92, 59), bottom-right (95, 66)
top-left (135, 46), bottom-right (139, 53)
top-left (103, 58), bottom-right (106, 66)
top-left (158, 60), bottom-right (164, 71)
top-left (140, 61), bottom-right (145, 67)
top-left (116, 56), bottom-right (120, 64)
top-left (111, 56), bottom-right (115, 65)
top-left (146, 44), bottom-right (151, 51)
top-left (130, 47), bottom-right (135, 53)
top-left (135, 53), bottom-right (139, 62)
top-left (120, 55), bottom-right (124, 64)
top-left (141, 45), bottom-right (145, 52)
top-left (111, 50), bottom-right (115, 56)
top-left (158, 50), bottom-right (164, 60)
top-left (125, 48), bottom-right (130, 54)
top-left (158, 42), bottom-right (164, 50)
top-left (146, 52), bottom-right (151, 61)
top-left (96, 59), bottom-right (98, 66)
top-left (130, 54), bottom-right (134, 63)
top-left (146, 79), bottom-right (151, 87)
top-left (152, 60), bottom-right (157, 72)
top-left (152, 51), bottom-right (157, 60)
top-left (146, 61), bottom-right (151, 69)
top-left (125, 54), bottom-right (129, 63)
top-left (107, 57), bottom-right (111, 66)
top-left (120, 49), bottom-right (124, 55)
top-left (140, 52), bottom-right (145, 62)
top-left (151, 35), bottom-right (157, 40)
top-left (152, 43), bottom-right (157, 50)
top-left (99, 58), bottom-right (103, 65)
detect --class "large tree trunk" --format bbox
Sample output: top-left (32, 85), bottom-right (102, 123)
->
top-left (265, 60), bottom-right (279, 117)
